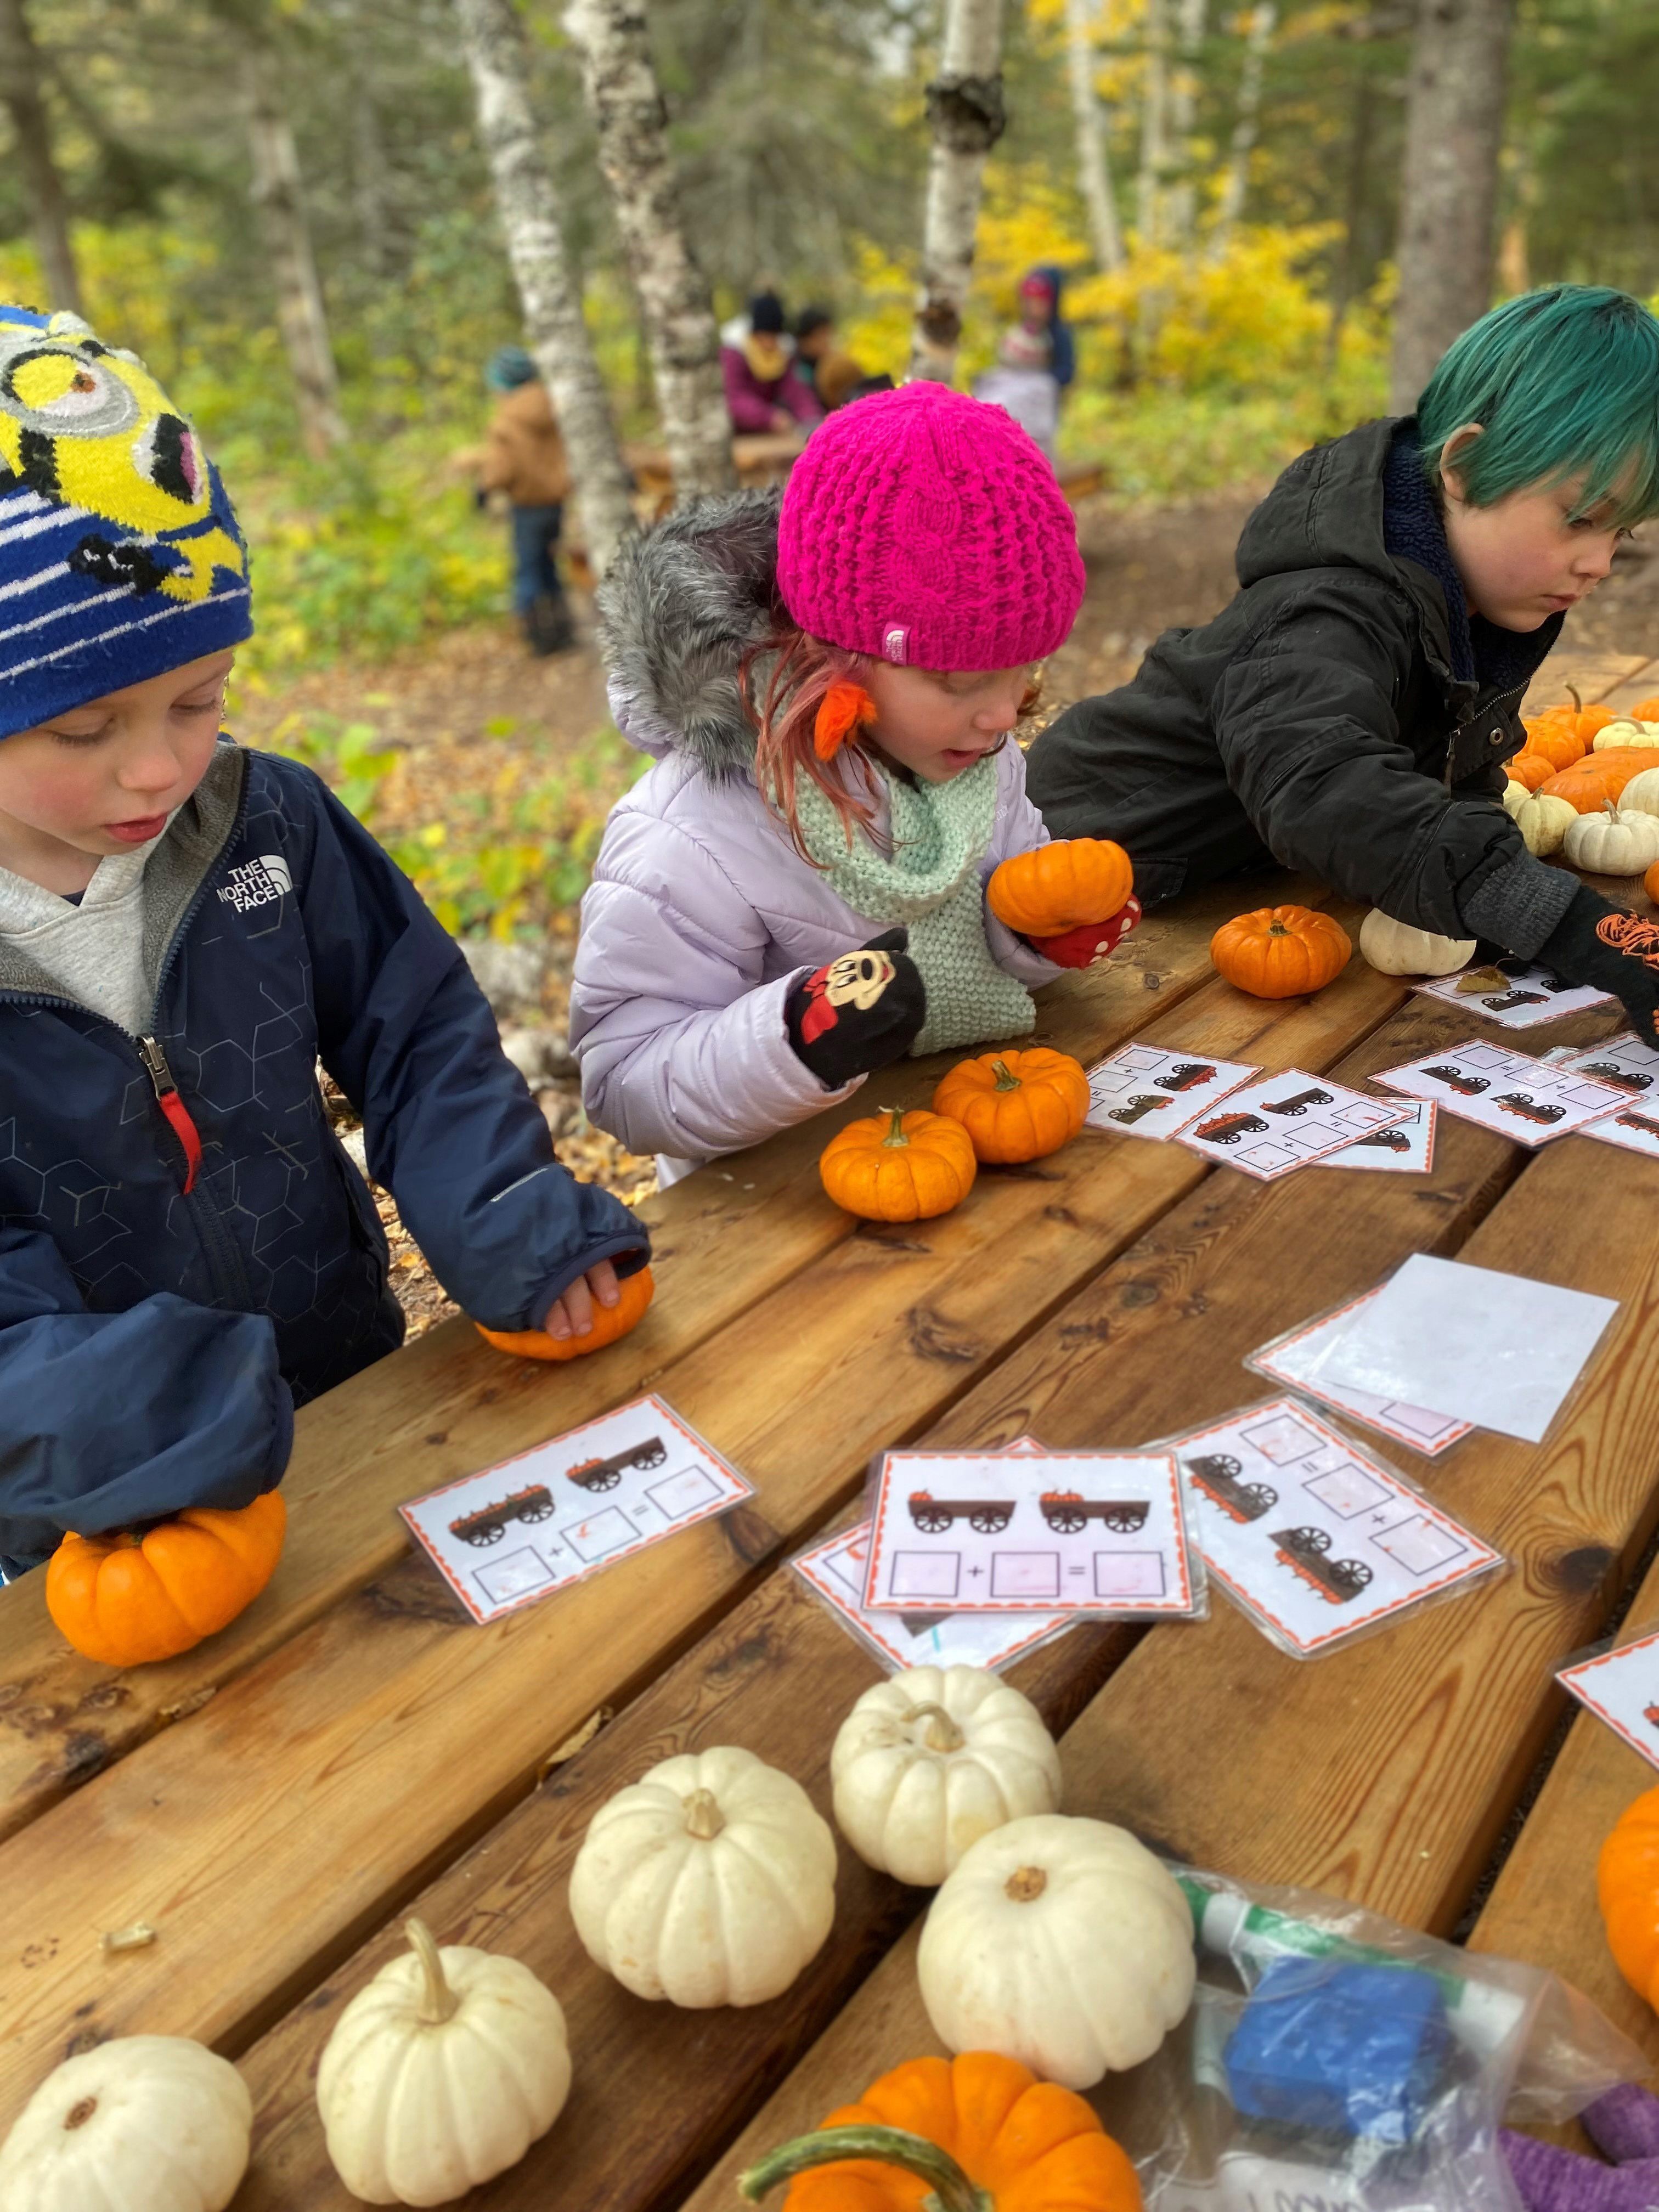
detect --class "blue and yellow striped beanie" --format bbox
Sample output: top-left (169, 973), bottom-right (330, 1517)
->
top-left (0, 304), bottom-right (252, 738)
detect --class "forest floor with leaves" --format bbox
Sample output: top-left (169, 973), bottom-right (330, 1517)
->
top-left (241, 488), bottom-right (1659, 1340)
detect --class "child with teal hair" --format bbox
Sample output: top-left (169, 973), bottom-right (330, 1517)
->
top-left (1028, 284), bottom-right (1659, 1039)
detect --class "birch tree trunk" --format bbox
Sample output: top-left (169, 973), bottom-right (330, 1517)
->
top-left (1210, 1), bottom-right (1276, 251)
top-left (0, 0), bottom-right (81, 315)
top-left (1064, 0), bottom-right (1124, 273)
top-left (1164, 0), bottom-right (1206, 245)
top-left (244, 36), bottom-right (346, 458)
top-left (454, 0), bottom-right (637, 577)
top-left (563, 0), bottom-right (736, 501)
top-left (1387, 0), bottom-right (1515, 413)
top-left (1135, 0), bottom-right (1170, 250)
top-left (909, 0), bottom-right (1007, 382)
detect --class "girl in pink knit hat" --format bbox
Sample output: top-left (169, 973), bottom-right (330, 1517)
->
top-left (571, 383), bottom-right (1139, 1184)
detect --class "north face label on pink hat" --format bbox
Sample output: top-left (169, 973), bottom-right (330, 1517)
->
top-left (881, 624), bottom-right (910, 665)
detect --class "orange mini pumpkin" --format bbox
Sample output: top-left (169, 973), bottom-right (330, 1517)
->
top-left (1210, 905), bottom-right (1352, 999)
top-left (1632, 696), bottom-right (1659, 723)
top-left (1599, 1786), bottom-right (1659, 2010)
top-left (1542, 751), bottom-right (1659, 813)
top-left (1505, 751), bottom-right (1557, 793)
top-left (47, 1491), bottom-right (288, 1668)
top-left (477, 1263), bottom-right (655, 1361)
top-left (1645, 857), bottom-right (1659, 908)
top-left (820, 1107), bottom-right (977, 1221)
top-left (933, 1048), bottom-right (1091, 1164)
top-left (740, 2050), bottom-right (1141, 2212)
top-left (1521, 719), bottom-right (1589, 772)
top-left (986, 839), bottom-right (1134, 938)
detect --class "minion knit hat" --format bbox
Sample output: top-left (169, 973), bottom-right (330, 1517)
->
top-left (0, 304), bottom-right (252, 740)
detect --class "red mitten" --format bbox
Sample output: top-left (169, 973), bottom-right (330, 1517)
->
top-left (1028, 896), bottom-right (1142, 969)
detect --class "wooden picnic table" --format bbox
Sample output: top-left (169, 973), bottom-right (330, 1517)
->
top-left (4, 646), bottom-right (1659, 2205)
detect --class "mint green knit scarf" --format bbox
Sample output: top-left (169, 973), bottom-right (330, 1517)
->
top-left (794, 755), bottom-right (1035, 1056)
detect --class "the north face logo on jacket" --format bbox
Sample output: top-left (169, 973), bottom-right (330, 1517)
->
top-left (217, 854), bottom-right (292, 911)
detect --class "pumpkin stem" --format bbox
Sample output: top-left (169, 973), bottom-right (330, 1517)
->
top-left (739, 2125), bottom-right (993, 2212)
top-left (1568, 684), bottom-right (1583, 712)
top-left (909, 1701), bottom-right (966, 1753)
top-left (683, 1786), bottom-right (726, 1841)
top-left (990, 1058), bottom-right (1021, 1092)
top-left (64, 2098), bottom-right (97, 2130)
top-left (405, 1917), bottom-right (461, 2026)
top-left (877, 1108), bottom-right (911, 1148)
top-left (1005, 1864), bottom-right (1048, 1903)
top-left (1267, 921), bottom-right (1289, 937)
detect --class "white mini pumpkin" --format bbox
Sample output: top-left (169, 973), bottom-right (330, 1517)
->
top-left (1511, 790), bottom-right (1577, 858)
top-left (831, 1664), bottom-right (1062, 1886)
top-left (1357, 910), bottom-right (1476, 978)
top-left (316, 1918), bottom-right (571, 2207)
top-left (0, 2035), bottom-right (251, 2212)
top-left (917, 1813), bottom-right (1196, 2090)
top-left (1563, 801), bottom-right (1659, 877)
top-left (570, 1744), bottom-right (837, 2007)
top-left (1621, 766), bottom-right (1659, 819)
top-left (1593, 719), bottom-right (1659, 751)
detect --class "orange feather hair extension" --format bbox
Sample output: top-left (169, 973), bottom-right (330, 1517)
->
top-left (812, 680), bottom-right (877, 760)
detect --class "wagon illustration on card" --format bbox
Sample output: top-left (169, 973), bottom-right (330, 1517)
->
top-left (1105, 1093), bottom-right (1172, 1126)
top-left (1036, 1492), bottom-right (1150, 1536)
top-left (1192, 1110), bottom-right (1269, 1146)
top-left (1154, 1062), bottom-right (1217, 1093)
top-left (1618, 1110), bottom-right (1659, 1140)
top-left (1425, 1065), bottom-right (1488, 1096)
top-left (566, 1436), bottom-right (669, 1492)
top-left (1352, 1125), bottom-right (1412, 1154)
top-left (1581, 1062), bottom-right (1654, 1094)
top-left (1183, 1453), bottom-right (1277, 1523)
top-left (1269, 1525), bottom-right (1374, 1605)
top-left (1644, 1703), bottom-right (1659, 1730)
top-left (906, 1491), bottom-right (1017, 1534)
top-left (1480, 989), bottom-right (1547, 1012)
top-left (1261, 1087), bottom-right (1333, 1117)
top-left (1493, 1092), bottom-right (1566, 1127)
top-left (449, 1484), bottom-right (556, 1547)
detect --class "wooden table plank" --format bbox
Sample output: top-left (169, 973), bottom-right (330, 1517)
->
top-left (229, 986), bottom-right (1589, 2210)
top-left (0, 873), bottom-right (1291, 1841)
top-left (0, 907), bottom-right (1399, 2121)
top-left (1525, 652), bottom-right (1655, 712)
top-left (679, 1065), bottom-right (1659, 2211)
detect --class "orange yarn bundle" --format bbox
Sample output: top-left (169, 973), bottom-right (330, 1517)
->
top-left (813, 680), bottom-right (877, 760)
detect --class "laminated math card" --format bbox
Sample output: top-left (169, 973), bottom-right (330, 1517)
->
top-left (792, 1522), bottom-right (1070, 1674)
top-left (1558, 1032), bottom-right (1659, 1160)
top-left (1559, 1628), bottom-right (1659, 1774)
top-left (1322, 1101), bottom-right (1438, 1176)
top-left (1167, 1398), bottom-right (1502, 1657)
top-left (1174, 1071), bottom-right (1409, 1182)
top-left (401, 1395), bottom-right (752, 1624)
top-left (1413, 960), bottom-right (1615, 1029)
top-left (1084, 1044), bottom-right (1258, 1139)
top-left (1246, 1292), bottom-right (1472, 1458)
top-left (1371, 1039), bottom-right (1628, 1146)
top-left (861, 1446), bottom-right (1199, 1618)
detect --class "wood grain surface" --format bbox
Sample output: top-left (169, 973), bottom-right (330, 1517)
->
top-left (0, 871), bottom-right (1306, 1843)
top-left (0, 902), bottom-right (1398, 2126)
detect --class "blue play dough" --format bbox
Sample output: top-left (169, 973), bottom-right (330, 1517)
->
top-left (1223, 1959), bottom-right (1451, 2142)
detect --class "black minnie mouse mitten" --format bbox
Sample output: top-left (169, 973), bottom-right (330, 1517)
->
top-left (786, 927), bottom-right (927, 1088)
top-left (1536, 886), bottom-right (1659, 1045)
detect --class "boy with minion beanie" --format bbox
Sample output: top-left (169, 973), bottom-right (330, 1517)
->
top-left (0, 305), bottom-right (648, 1577)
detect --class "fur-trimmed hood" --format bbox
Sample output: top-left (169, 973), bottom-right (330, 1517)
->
top-left (596, 489), bottom-right (782, 777)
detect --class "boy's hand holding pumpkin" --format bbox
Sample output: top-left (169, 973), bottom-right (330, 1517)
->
top-left (988, 838), bottom-right (1141, 968)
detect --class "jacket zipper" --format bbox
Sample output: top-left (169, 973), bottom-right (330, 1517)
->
top-left (1443, 676), bottom-right (1531, 789)
top-left (137, 1034), bottom-right (202, 1194)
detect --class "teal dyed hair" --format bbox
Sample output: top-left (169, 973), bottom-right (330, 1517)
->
top-left (1417, 285), bottom-right (1659, 527)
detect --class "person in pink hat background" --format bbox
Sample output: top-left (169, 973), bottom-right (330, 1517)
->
top-left (569, 383), bottom-right (1141, 1186)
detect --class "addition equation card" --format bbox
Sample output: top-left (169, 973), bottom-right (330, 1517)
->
top-left (862, 1447), bottom-right (1198, 1618)
top-left (401, 1395), bottom-right (752, 1624)
top-left (1560, 1031), bottom-right (1659, 1160)
top-left (1175, 1071), bottom-right (1408, 1182)
top-left (1414, 961), bottom-right (1615, 1029)
top-left (1373, 1039), bottom-right (1627, 1146)
top-left (1084, 1044), bottom-right (1258, 1139)
top-left (1323, 1101), bottom-right (1438, 1176)
top-left (1559, 1629), bottom-right (1659, 1773)
top-left (793, 1521), bottom-right (1070, 1674)
top-left (1169, 1398), bottom-right (1501, 1657)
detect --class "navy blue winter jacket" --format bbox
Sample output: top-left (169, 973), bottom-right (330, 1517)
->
top-left (0, 740), bottom-right (648, 1573)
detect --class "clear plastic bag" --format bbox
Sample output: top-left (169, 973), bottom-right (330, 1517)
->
top-left (1088, 1867), bottom-right (1645, 2210)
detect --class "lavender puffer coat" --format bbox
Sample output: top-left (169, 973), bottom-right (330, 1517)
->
top-left (570, 493), bottom-right (1061, 1182)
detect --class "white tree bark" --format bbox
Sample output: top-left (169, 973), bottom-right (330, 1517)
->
top-left (0, 0), bottom-right (81, 314)
top-left (244, 36), bottom-right (346, 458)
top-left (1135, 0), bottom-right (1170, 250)
top-left (454, 0), bottom-right (637, 577)
top-left (563, 0), bottom-right (736, 501)
top-left (909, 0), bottom-right (1007, 382)
top-left (1164, 0), bottom-right (1207, 244)
top-left (1064, 0), bottom-right (1124, 272)
top-left (1210, 1), bottom-right (1276, 251)
top-left (1388, 0), bottom-right (1515, 413)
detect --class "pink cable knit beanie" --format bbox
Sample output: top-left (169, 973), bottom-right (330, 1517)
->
top-left (775, 382), bottom-right (1086, 670)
